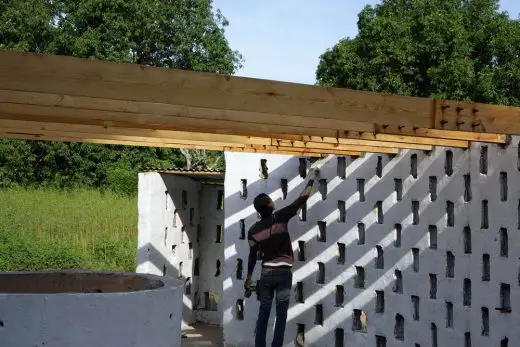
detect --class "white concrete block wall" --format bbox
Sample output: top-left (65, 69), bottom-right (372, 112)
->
top-left (223, 139), bottom-right (520, 347)
top-left (196, 183), bottom-right (225, 326)
top-left (136, 172), bottom-right (201, 327)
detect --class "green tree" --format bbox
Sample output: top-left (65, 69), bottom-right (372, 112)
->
top-left (316, 0), bottom-right (520, 106)
top-left (0, 0), bottom-right (241, 192)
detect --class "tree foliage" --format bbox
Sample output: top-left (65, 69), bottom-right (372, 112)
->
top-left (0, 0), bottom-right (241, 193)
top-left (316, 0), bottom-right (520, 106)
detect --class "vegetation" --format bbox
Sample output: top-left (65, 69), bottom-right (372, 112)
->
top-left (317, 0), bottom-right (520, 106)
top-left (0, 0), bottom-right (241, 193)
top-left (0, 188), bottom-right (137, 271)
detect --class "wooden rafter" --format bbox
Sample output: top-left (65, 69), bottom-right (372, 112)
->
top-left (0, 50), bottom-right (515, 157)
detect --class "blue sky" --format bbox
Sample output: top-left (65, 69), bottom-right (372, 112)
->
top-left (213, 0), bottom-right (520, 85)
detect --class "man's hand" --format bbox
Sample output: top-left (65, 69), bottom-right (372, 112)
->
top-left (244, 276), bottom-right (253, 291)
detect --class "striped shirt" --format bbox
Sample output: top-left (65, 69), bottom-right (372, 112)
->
top-left (247, 196), bottom-right (308, 275)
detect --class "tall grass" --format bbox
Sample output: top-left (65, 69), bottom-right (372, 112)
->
top-left (0, 188), bottom-right (137, 272)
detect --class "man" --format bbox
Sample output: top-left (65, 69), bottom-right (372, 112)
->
top-left (245, 172), bottom-right (317, 347)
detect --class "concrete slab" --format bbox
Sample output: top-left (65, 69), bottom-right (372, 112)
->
top-left (182, 323), bottom-right (223, 347)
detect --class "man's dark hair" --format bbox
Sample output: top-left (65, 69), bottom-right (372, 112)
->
top-left (253, 193), bottom-right (273, 218)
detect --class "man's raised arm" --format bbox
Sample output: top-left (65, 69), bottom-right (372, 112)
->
top-left (277, 171), bottom-right (318, 221)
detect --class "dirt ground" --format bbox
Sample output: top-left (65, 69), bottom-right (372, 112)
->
top-left (182, 322), bottom-right (223, 347)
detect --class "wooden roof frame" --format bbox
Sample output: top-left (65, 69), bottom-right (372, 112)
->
top-left (0, 50), bottom-right (515, 157)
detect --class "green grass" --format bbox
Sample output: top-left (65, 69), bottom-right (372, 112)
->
top-left (0, 188), bottom-right (137, 272)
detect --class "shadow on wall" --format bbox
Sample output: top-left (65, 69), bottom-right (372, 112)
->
top-left (221, 140), bottom-right (520, 347)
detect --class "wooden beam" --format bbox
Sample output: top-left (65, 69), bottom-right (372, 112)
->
top-left (271, 137), bottom-right (432, 151)
top-left (0, 132), bottom-right (226, 151)
top-left (378, 124), bottom-right (506, 144)
top-left (0, 131), bottom-right (326, 157)
top-left (0, 118), bottom-right (435, 153)
top-left (272, 140), bottom-right (400, 154)
top-left (0, 118), bottom-right (423, 156)
top-left (0, 51), bottom-right (515, 148)
top-left (0, 91), bottom-right (502, 146)
top-left (434, 99), bottom-right (520, 135)
top-left (0, 51), bottom-right (432, 128)
top-left (250, 145), bottom-right (362, 157)
top-left (332, 132), bottom-right (469, 148)
top-left (226, 147), bottom-right (325, 157)
top-left (0, 118), bottom-right (270, 146)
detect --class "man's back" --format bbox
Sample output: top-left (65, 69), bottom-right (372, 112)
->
top-left (248, 196), bottom-right (307, 267)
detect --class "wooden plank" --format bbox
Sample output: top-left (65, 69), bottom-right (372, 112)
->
top-left (435, 100), bottom-right (520, 135)
top-left (0, 90), bottom-right (375, 134)
top-left (0, 51), bottom-right (431, 127)
top-left (0, 103), bottom-right (345, 138)
top-left (0, 132), bottom-right (226, 151)
top-left (0, 119), bottom-right (400, 155)
top-left (0, 131), bottom-right (325, 157)
top-left (228, 147), bottom-right (325, 157)
top-left (0, 118), bottom-right (434, 152)
top-left (378, 124), bottom-right (506, 144)
top-left (0, 119), bottom-right (271, 146)
top-left (333, 132), bottom-right (469, 148)
top-left (273, 140), bottom-right (400, 154)
top-left (251, 145), bottom-right (362, 156)
top-left (0, 126), bottom-right (251, 148)
top-left (0, 91), bottom-right (502, 146)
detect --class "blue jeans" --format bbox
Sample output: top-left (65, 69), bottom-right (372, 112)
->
top-left (255, 267), bottom-right (293, 347)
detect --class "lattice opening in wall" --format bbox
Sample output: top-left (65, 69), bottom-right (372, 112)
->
top-left (280, 179), bottom-right (288, 200)
top-left (375, 246), bottom-right (384, 269)
top-left (412, 295), bottom-right (419, 320)
top-left (394, 224), bottom-right (402, 247)
top-left (429, 225), bottom-right (438, 249)
top-left (337, 243), bottom-right (345, 264)
top-left (298, 241), bottom-right (306, 261)
top-left (411, 154), bottom-right (418, 178)
top-left (481, 307), bottom-right (489, 336)
top-left (239, 219), bottom-right (246, 240)
top-left (335, 328), bottom-right (344, 347)
top-left (352, 310), bottom-right (367, 333)
top-left (317, 221), bottom-right (326, 242)
top-left (319, 179), bottom-right (327, 200)
top-left (463, 226), bottom-right (471, 254)
top-left (412, 248), bottom-right (419, 272)
top-left (394, 314), bottom-right (404, 340)
top-left (375, 335), bottom-right (386, 347)
top-left (182, 190), bottom-right (188, 210)
top-left (393, 270), bottom-right (403, 293)
top-left (259, 159), bottom-right (268, 179)
top-left (317, 263), bottom-right (325, 284)
top-left (376, 291), bottom-right (384, 313)
top-left (337, 157), bottom-right (346, 179)
top-left (480, 146), bottom-right (488, 175)
top-left (357, 179), bottom-right (365, 202)
top-left (445, 301), bottom-right (454, 328)
top-left (394, 178), bottom-right (403, 201)
top-left (376, 156), bottom-right (383, 178)
top-left (464, 174), bottom-right (472, 202)
top-left (429, 274), bottom-right (437, 299)
top-left (358, 223), bottom-right (366, 245)
top-left (298, 158), bottom-right (307, 179)
top-left (500, 172), bottom-right (508, 201)
top-left (445, 150), bottom-right (453, 176)
top-left (338, 200), bottom-right (346, 223)
top-left (429, 176), bottom-right (437, 201)
top-left (355, 267), bottom-right (365, 289)
top-left (217, 190), bottom-right (224, 210)
top-left (335, 285), bottom-right (344, 307)
top-left (314, 304), bottom-right (323, 325)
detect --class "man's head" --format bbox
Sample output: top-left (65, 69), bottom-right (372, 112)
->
top-left (253, 193), bottom-right (274, 218)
